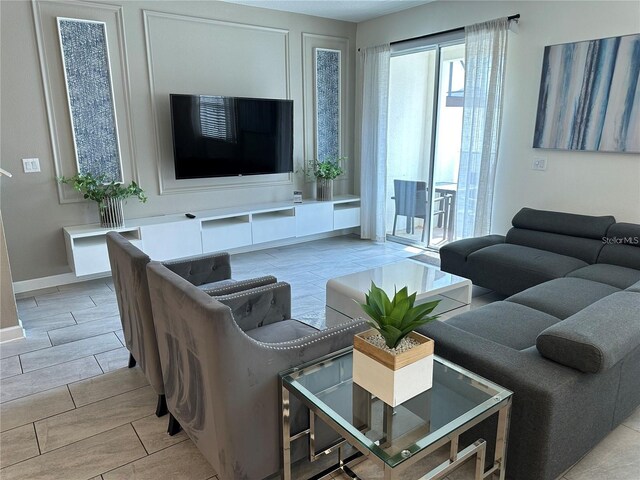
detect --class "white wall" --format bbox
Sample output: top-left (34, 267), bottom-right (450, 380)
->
top-left (0, 0), bottom-right (356, 281)
top-left (357, 0), bottom-right (640, 234)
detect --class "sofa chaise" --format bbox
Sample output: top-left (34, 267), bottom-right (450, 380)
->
top-left (420, 208), bottom-right (640, 480)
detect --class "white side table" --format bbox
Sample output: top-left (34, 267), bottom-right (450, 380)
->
top-left (326, 260), bottom-right (472, 327)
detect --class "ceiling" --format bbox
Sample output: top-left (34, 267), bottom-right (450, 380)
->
top-left (219, 0), bottom-right (434, 23)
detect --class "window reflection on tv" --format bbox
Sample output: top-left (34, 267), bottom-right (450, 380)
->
top-left (170, 94), bottom-right (293, 179)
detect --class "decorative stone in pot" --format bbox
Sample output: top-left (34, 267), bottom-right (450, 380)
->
top-left (353, 329), bottom-right (434, 407)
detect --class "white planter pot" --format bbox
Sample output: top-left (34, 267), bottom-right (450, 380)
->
top-left (353, 330), bottom-right (434, 407)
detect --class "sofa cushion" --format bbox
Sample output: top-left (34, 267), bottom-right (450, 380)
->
top-left (511, 207), bottom-right (615, 239)
top-left (598, 223), bottom-right (640, 270)
top-left (506, 278), bottom-right (620, 319)
top-left (537, 292), bottom-right (640, 373)
top-left (245, 319), bottom-right (318, 343)
top-left (467, 244), bottom-right (588, 296)
top-left (567, 264), bottom-right (640, 289)
top-left (445, 302), bottom-right (560, 350)
top-left (627, 280), bottom-right (640, 293)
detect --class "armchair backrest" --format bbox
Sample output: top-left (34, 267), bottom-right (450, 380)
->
top-left (106, 231), bottom-right (163, 395)
top-left (146, 261), bottom-right (367, 480)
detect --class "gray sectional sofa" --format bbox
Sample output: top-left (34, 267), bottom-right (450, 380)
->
top-left (420, 208), bottom-right (640, 480)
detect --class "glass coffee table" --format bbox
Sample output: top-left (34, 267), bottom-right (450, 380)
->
top-left (280, 348), bottom-right (512, 480)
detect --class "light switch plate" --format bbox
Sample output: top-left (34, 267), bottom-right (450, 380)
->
top-left (22, 158), bottom-right (41, 173)
top-left (532, 157), bottom-right (547, 171)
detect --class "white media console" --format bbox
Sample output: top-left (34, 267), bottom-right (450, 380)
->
top-left (63, 196), bottom-right (360, 277)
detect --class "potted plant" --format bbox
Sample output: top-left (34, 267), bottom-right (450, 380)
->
top-left (353, 282), bottom-right (440, 406)
top-left (312, 156), bottom-right (346, 201)
top-left (59, 173), bottom-right (147, 228)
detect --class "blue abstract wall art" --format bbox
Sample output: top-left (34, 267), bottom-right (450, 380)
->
top-left (533, 33), bottom-right (640, 153)
top-left (58, 18), bottom-right (123, 181)
top-left (315, 48), bottom-right (341, 162)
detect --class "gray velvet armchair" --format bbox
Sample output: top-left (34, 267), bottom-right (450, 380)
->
top-left (106, 231), bottom-right (277, 418)
top-left (146, 261), bottom-right (367, 480)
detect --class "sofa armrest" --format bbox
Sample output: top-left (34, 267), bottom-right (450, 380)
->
top-left (162, 252), bottom-right (232, 286)
top-left (216, 281), bottom-right (291, 331)
top-left (441, 235), bottom-right (506, 260)
top-left (537, 291), bottom-right (640, 373)
top-left (203, 275), bottom-right (277, 296)
top-left (439, 235), bottom-right (505, 277)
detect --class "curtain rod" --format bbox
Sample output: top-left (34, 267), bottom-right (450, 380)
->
top-left (358, 14), bottom-right (520, 51)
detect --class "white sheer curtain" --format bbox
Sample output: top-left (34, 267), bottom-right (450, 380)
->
top-left (359, 44), bottom-right (391, 242)
top-left (455, 18), bottom-right (509, 239)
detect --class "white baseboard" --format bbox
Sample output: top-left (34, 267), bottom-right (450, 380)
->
top-left (11, 229), bottom-right (360, 294)
top-left (13, 271), bottom-right (110, 294)
top-left (0, 322), bottom-right (26, 343)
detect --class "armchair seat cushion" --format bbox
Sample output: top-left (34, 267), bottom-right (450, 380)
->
top-left (506, 278), bottom-right (620, 319)
top-left (445, 302), bottom-right (560, 350)
top-left (567, 264), bottom-right (640, 289)
top-left (245, 319), bottom-right (319, 343)
top-left (467, 244), bottom-right (588, 295)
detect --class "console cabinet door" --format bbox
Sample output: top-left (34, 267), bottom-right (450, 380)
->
top-left (140, 220), bottom-right (202, 261)
top-left (295, 203), bottom-right (333, 237)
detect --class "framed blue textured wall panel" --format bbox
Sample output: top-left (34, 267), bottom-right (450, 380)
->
top-left (315, 48), bottom-right (341, 162)
top-left (58, 17), bottom-right (123, 181)
top-left (533, 33), bottom-right (640, 153)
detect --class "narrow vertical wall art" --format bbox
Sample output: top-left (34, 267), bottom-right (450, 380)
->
top-left (315, 48), bottom-right (341, 162)
top-left (58, 18), bottom-right (123, 180)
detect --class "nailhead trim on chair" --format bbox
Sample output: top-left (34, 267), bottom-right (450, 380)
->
top-left (215, 281), bottom-right (289, 301)
top-left (204, 276), bottom-right (278, 296)
top-left (247, 321), bottom-right (367, 350)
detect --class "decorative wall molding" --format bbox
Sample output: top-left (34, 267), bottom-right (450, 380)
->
top-left (32, 0), bottom-right (139, 203)
top-left (143, 10), bottom-right (293, 195)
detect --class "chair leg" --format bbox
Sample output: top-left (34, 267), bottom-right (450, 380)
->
top-left (156, 394), bottom-right (168, 417)
top-left (392, 215), bottom-right (398, 236)
top-left (127, 353), bottom-right (136, 369)
top-left (167, 413), bottom-right (182, 436)
top-left (421, 218), bottom-right (426, 243)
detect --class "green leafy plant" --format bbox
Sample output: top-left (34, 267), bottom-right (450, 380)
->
top-left (359, 282), bottom-right (440, 349)
top-left (58, 173), bottom-right (147, 207)
top-left (312, 156), bottom-right (346, 180)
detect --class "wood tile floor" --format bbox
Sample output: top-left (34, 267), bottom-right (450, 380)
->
top-left (1, 235), bottom-right (638, 479)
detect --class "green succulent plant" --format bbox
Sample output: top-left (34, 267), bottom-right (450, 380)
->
top-left (359, 282), bottom-right (440, 349)
top-left (59, 173), bottom-right (147, 208)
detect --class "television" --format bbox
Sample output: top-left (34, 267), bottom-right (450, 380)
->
top-left (170, 94), bottom-right (293, 179)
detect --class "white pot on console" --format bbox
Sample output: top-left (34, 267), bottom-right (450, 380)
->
top-left (353, 329), bottom-right (434, 407)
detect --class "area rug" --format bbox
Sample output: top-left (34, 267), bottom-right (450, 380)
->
top-left (410, 253), bottom-right (441, 267)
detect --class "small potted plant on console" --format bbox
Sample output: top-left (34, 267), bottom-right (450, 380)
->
top-left (59, 172), bottom-right (147, 228)
top-left (353, 282), bottom-right (440, 406)
top-left (312, 156), bottom-right (346, 201)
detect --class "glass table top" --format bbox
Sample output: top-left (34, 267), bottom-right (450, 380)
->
top-left (281, 348), bottom-right (512, 468)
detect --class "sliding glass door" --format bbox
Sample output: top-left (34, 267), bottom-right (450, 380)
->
top-left (386, 34), bottom-right (465, 249)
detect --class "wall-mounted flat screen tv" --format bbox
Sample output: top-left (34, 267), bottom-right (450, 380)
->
top-left (170, 94), bottom-right (293, 179)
